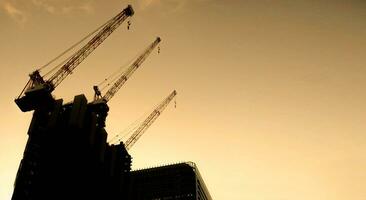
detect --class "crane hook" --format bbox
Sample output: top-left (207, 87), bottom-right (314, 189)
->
top-left (158, 46), bottom-right (160, 54)
top-left (127, 21), bottom-right (131, 30)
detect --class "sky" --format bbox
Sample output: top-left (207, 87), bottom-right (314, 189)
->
top-left (0, 0), bottom-right (366, 199)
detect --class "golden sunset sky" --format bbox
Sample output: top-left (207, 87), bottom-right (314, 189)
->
top-left (0, 0), bottom-right (366, 199)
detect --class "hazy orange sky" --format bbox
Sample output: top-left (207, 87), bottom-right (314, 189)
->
top-left (1, 0), bottom-right (366, 199)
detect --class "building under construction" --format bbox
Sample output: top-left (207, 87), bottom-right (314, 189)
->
top-left (11, 4), bottom-right (212, 200)
top-left (12, 95), bottom-right (131, 200)
top-left (129, 162), bottom-right (213, 200)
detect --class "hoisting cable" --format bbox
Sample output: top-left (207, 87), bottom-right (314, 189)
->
top-left (96, 47), bottom-right (144, 92)
top-left (42, 50), bottom-right (74, 78)
top-left (109, 121), bottom-right (140, 144)
top-left (17, 79), bottom-right (31, 99)
top-left (37, 15), bottom-right (115, 73)
top-left (95, 66), bottom-right (128, 92)
top-left (109, 94), bottom-right (172, 145)
top-left (108, 110), bottom-right (151, 144)
top-left (97, 65), bottom-right (128, 91)
top-left (109, 102), bottom-right (158, 144)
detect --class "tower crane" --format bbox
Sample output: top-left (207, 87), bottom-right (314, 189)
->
top-left (110, 90), bottom-right (177, 150)
top-left (93, 37), bottom-right (161, 103)
top-left (15, 5), bottom-right (134, 112)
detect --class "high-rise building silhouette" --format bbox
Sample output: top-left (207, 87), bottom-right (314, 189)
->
top-left (12, 95), bottom-right (213, 200)
top-left (12, 94), bottom-right (131, 200)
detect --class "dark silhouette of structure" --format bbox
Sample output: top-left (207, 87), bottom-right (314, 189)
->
top-left (11, 95), bottom-right (214, 200)
top-left (15, 5), bottom-right (134, 112)
top-left (128, 162), bottom-right (212, 200)
top-left (11, 2), bottom-right (214, 199)
top-left (12, 95), bottom-right (131, 200)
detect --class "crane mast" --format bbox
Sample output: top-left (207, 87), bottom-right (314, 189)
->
top-left (94, 37), bottom-right (161, 103)
top-left (123, 90), bottom-right (177, 150)
top-left (15, 5), bottom-right (134, 112)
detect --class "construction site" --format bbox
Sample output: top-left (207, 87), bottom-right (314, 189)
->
top-left (3, 1), bottom-right (365, 200)
top-left (11, 4), bottom-right (212, 200)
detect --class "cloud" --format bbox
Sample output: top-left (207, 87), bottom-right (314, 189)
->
top-left (31, 0), bottom-right (56, 14)
top-left (139, 0), bottom-right (186, 13)
top-left (31, 0), bottom-right (94, 15)
top-left (140, 0), bottom-right (158, 10)
top-left (61, 3), bottom-right (94, 14)
top-left (0, 0), bottom-right (95, 25)
top-left (1, 1), bottom-right (27, 24)
top-left (138, 0), bottom-right (212, 13)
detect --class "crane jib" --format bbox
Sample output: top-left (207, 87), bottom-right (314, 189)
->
top-left (114, 90), bottom-right (177, 150)
top-left (96, 37), bottom-right (162, 103)
top-left (15, 5), bottom-right (134, 112)
top-left (49, 6), bottom-right (134, 87)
